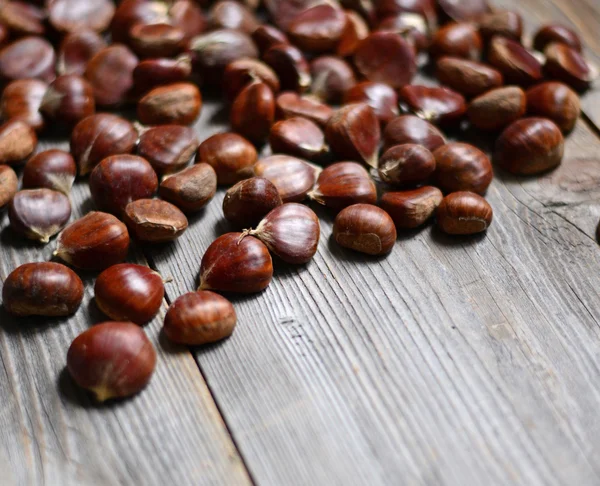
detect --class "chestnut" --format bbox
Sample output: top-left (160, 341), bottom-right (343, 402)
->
top-left (435, 57), bottom-right (503, 98)
top-left (22, 150), bottom-right (76, 195)
top-left (95, 264), bottom-right (165, 325)
top-left (269, 117), bottom-right (327, 162)
top-left (208, 0), bottom-right (259, 34)
top-left (253, 154), bottom-right (318, 203)
top-left (275, 92), bottom-right (333, 128)
top-left (199, 233), bottom-right (273, 293)
top-left (67, 322), bottom-right (156, 402)
top-left (380, 186), bottom-right (443, 229)
top-left (89, 155), bottom-right (159, 215)
top-left (310, 56), bottom-right (356, 104)
top-left (467, 86), bottom-right (527, 132)
top-left (0, 36), bottom-right (56, 83)
top-left (429, 22), bottom-right (483, 61)
top-left (333, 204), bottom-right (397, 256)
top-left (71, 114), bottom-right (138, 176)
top-left (325, 103), bottom-right (380, 168)
top-left (495, 118), bottom-right (564, 175)
top-left (375, 13), bottom-right (430, 53)
top-left (159, 163), bottom-right (217, 213)
top-left (137, 125), bottom-right (199, 176)
top-left (0, 164), bottom-right (17, 208)
top-left (378, 144), bottom-right (436, 187)
top-left (310, 161), bottom-right (377, 212)
top-left (197, 132), bottom-right (257, 185)
top-left (398, 85), bottom-right (466, 125)
top-left (478, 10), bottom-right (523, 42)
top-left (337, 10), bottom-right (369, 57)
top-left (163, 291), bottom-right (237, 346)
top-left (0, 120), bottom-right (37, 166)
top-left (129, 23), bottom-right (186, 59)
top-left (40, 75), bottom-right (95, 126)
top-left (0, 2), bottom-right (45, 36)
top-left (344, 82), bottom-right (399, 127)
top-left (437, 0), bottom-right (490, 22)
top-left (383, 115), bottom-right (446, 152)
top-left (526, 82), bottom-right (580, 133)
top-left (48, 0), bottom-right (115, 34)
top-left (533, 24), bottom-right (582, 53)
top-left (252, 25), bottom-right (289, 54)
top-left (433, 143), bottom-right (493, 195)
top-left (57, 30), bottom-right (107, 76)
top-left (2, 262), bottom-right (83, 317)
top-left (230, 81), bottom-right (275, 144)
top-left (436, 191), bottom-right (493, 235)
top-left (263, 44), bottom-right (311, 93)
top-left (54, 212), bottom-right (130, 270)
top-left (287, 3), bottom-right (347, 53)
top-left (247, 203), bottom-right (320, 264)
top-left (0, 79), bottom-right (47, 132)
top-left (543, 43), bottom-right (596, 92)
top-left (132, 56), bottom-right (193, 95)
top-left (487, 37), bottom-right (542, 87)
top-left (9, 189), bottom-right (71, 243)
top-left (124, 199), bottom-right (188, 243)
top-left (375, 0), bottom-right (437, 26)
top-left (223, 58), bottom-right (280, 102)
top-left (223, 177), bottom-right (283, 228)
top-left (138, 83), bottom-right (202, 126)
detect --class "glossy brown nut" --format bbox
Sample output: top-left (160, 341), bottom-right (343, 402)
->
top-left (375, 0), bottom-right (437, 25)
top-left (137, 125), bottom-right (199, 176)
top-left (0, 36), bottom-right (56, 83)
top-left (526, 82), bottom-right (580, 133)
top-left (383, 115), bottom-right (446, 152)
top-left (163, 291), bottom-right (237, 345)
top-left (333, 204), bottom-right (396, 255)
top-left (9, 189), bottom-right (71, 243)
top-left (354, 32), bottom-right (416, 89)
top-left (478, 10), bottom-right (523, 42)
top-left (344, 82), bottom-right (399, 127)
top-left (197, 132), bottom-right (257, 184)
top-left (326, 103), bottom-right (380, 168)
top-left (132, 56), bottom-right (193, 95)
top-left (89, 155), bottom-right (158, 215)
top-left (199, 232), bottom-right (273, 293)
top-left (533, 24), bottom-right (582, 53)
top-left (95, 264), bottom-right (164, 325)
top-left (138, 83), bottom-right (202, 126)
top-left (208, 0), bottom-right (259, 34)
top-left (0, 79), bottom-right (47, 132)
top-left (159, 163), bottom-right (217, 213)
top-left (67, 322), bottom-right (156, 402)
top-left (310, 161), bottom-right (377, 212)
top-left (467, 86), bottom-right (526, 132)
top-left (543, 43), bottom-right (596, 92)
top-left (223, 177), bottom-right (282, 228)
top-left (433, 143), bottom-right (493, 195)
top-left (85, 45), bottom-right (138, 107)
top-left (264, 0), bottom-right (317, 30)
top-left (287, 3), bottom-right (347, 52)
top-left (48, 0), bottom-right (115, 34)
top-left (263, 44), bottom-right (311, 93)
top-left (223, 58), bottom-right (280, 101)
top-left (0, 24), bottom-right (8, 47)
top-left (40, 75), bottom-right (95, 126)
top-left (269, 117), bottom-right (327, 162)
top-left (0, 120), bottom-right (37, 166)
top-left (275, 92), bottom-right (333, 128)
top-left (54, 212), bottom-right (130, 270)
top-left (438, 0), bottom-right (490, 22)
top-left (487, 36), bottom-right (542, 87)
top-left (436, 191), bottom-right (493, 235)
top-left (23, 150), bottom-right (76, 194)
top-left (253, 155), bottom-right (317, 203)
top-left (124, 199), bottom-right (188, 243)
top-left (430, 22), bottom-right (482, 60)
top-left (248, 203), bottom-right (320, 264)
top-left (231, 81), bottom-right (275, 144)
top-left (0, 164), bottom-right (17, 208)
top-left (168, 0), bottom-right (207, 42)
top-left (398, 85), bottom-right (466, 125)
top-left (435, 57), bottom-right (503, 98)
top-left (495, 117), bottom-right (564, 175)
top-left (252, 25), bottom-right (289, 54)
top-left (2, 262), bottom-right (83, 317)
top-left (130, 23), bottom-right (185, 59)
top-left (310, 56), bottom-right (356, 104)
top-left (70, 114), bottom-right (138, 176)
top-left (337, 10), bottom-right (369, 57)
top-left (379, 144), bottom-right (436, 187)
top-left (0, 2), bottom-right (45, 36)
top-left (57, 30), bottom-right (107, 76)
top-left (380, 186), bottom-right (443, 229)
top-left (375, 11), bottom-right (430, 51)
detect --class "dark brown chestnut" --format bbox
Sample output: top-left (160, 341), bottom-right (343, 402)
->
top-left (208, 0), bottom-right (259, 34)
top-left (543, 43), bottom-right (596, 92)
top-left (263, 43), bottom-right (311, 93)
top-left (223, 58), bottom-right (280, 101)
top-left (398, 85), bottom-right (466, 125)
top-left (375, 12), bottom-right (430, 53)
top-left (0, 79), bottom-right (47, 132)
top-left (380, 186), bottom-right (443, 229)
top-left (467, 86), bottom-right (527, 132)
top-left (433, 143), bottom-right (493, 195)
top-left (0, 164), bottom-right (17, 208)
top-left (223, 177), bottom-right (283, 228)
top-left (48, 0), bottom-right (115, 34)
top-left (197, 132), bottom-right (257, 185)
top-left (478, 10), bottom-right (523, 42)
top-left (252, 24), bottom-right (289, 54)
top-left (231, 81), bottom-right (275, 144)
top-left (138, 82), bottom-right (202, 126)
top-left (269, 117), bottom-right (327, 162)
top-left (337, 10), bottom-right (369, 57)
top-left (310, 56), bottom-right (356, 104)
top-left (137, 124), bottom-right (199, 176)
top-left (57, 30), bottom-right (107, 76)
top-left (132, 56), bottom-right (193, 95)
top-left (287, 3), bottom-right (347, 53)
top-left (275, 92), bottom-right (333, 128)
top-left (253, 154), bottom-right (318, 203)
top-left (435, 57), bottom-right (503, 98)
top-left (159, 163), bottom-right (217, 213)
top-left (40, 75), bottom-right (95, 126)
top-left (436, 191), bottom-right (493, 235)
top-left (437, 0), bottom-right (490, 22)
top-left (533, 24), bottom-right (582, 53)
top-left (344, 82), bottom-right (399, 127)
top-left (124, 199), bottom-right (188, 243)
top-left (378, 144), bottom-right (436, 187)
top-left (0, 120), bottom-right (37, 166)
top-left (0, 36), bottom-right (56, 83)
top-left (429, 22), bottom-right (482, 60)
top-left (129, 23), bottom-right (186, 59)
top-left (375, 0), bottom-right (437, 27)
top-left (487, 36), bottom-right (543, 87)
top-left (383, 115), bottom-right (446, 152)
top-left (526, 82), bottom-right (580, 133)
top-left (22, 150), bottom-right (76, 194)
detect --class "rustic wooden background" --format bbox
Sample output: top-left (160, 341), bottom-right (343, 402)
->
top-left (1, 0), bottom-right (600, 484)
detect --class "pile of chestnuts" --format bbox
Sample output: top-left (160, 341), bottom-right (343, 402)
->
top-left (0, 0), bottom-right (597, 403)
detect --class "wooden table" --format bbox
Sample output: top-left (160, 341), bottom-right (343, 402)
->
top-left (2, 1), bottom-right (600, 484)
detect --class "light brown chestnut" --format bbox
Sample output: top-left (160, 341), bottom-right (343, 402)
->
top-left (383, 115), bottom-right (446, 152)
top-left (223, 58), bottom-right (280, 101)
top-left (22, 150), bottom-right (76, 194)
top-left (199, 233), bottom-right (273, 293)
top-left (526, 82), bottom-right (580, 133)
top-left (0, 164), bottom-right (18, 208)
top-left (163, 291), bottom-right (237, 345)
top-left (380, 186), bottom-right (443, 229)
top-left (67, 322), bottom-right (156, 402)
top-left (159, 163), bottom-right (217, 213)
top-left (333, 204), bottom-right (397, 256)
top-left (124, 199), bottom-right (188, 243)
top-left (487, 36), bottom-right (542, 87)
top-left (0, 2), bottom-right (45, 36)
top-left (223, 177), bottom-right (282, 228)
top-left (467, 86), bottom-right (527, 132)
top-left (137, 124), bottom-right (199, 176)
top-left (0, 79), bottom-right (47, 132)
top-left (253, 154), bottom-right (318, 203)
top-left (95, 264), bottom-right (165, 325)
top-left (263, 43), bottom-right (311, 93)
top-left (269, 117), bottom-right (327, 162)
top-left (436, 191), bottom-right (493, 235)
top-left (0, 120), bottom-right (37, 166)
top-left (378, 144), bottom-right (436, 187)
top-left (54, 212), bottom-right (130, 270)
top-left (275, 92), bottom-right (333, 128)
top-left (398, 85), bottom-right (466, 125)
top-left (287, 3), bottom-right (346, 52)
top-left (197, 132), bottom-right (257, 185)
top-left (138, 83), bottom-right (202, 126)
top-left (435, 57), bottom-right (503, 98)
top-left (478, 10), bottom-right (523, 42)
top-left (40, 75), bottom-right (95, 126)
top-left (2, 262), bottom-right (83, 317)
top-left (344, 82), bottom-right (399, 127)
top-left (429, 22), bottom-right (482, 60)
top-left (231, 81), bottom-right (275, 144)
top-left (543, 43), bottom-right (596, 92)
top-left (433, 143), bottom-right (493, 195)
top-left (57, 30), bottom-right (107, 76)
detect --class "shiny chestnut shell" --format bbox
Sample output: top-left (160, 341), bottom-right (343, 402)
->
top-left (344, 82), bottom-right (399, 127)
top-left (0, 120), bottom-right (37, 166)
top-left (0, 36), bottom-right (56, 83)
top-left (230, 81), bottom-right (275, 144)
top-left (433, 143), bottom-right (493, 195)
top-left (478, 10), bottom-right (523, 42)
top-left (22, 150), bottom-right (76, 195)
top-left (526, 82), bottom-right (580, 133)
top-left (40, 74), bottom-right (96, 126)
top-left (429, 22), bottom-right (482, 61)
top-left (269, 117), bottom-right (327, 162)
top-left (137, 125), bottom-right (199, 176)
top-left (378, 144), bottom-right (436, 187)
top-left (0, 79), bottom-right (47, 132)
top-left (132, 56), bottom-right (193, 95)
top-left (487, 36), bottom-right (542, 87)
top-left (436, 191), bottom-right (493, 235)
top-left (543, 43), bottom-right (596, 92)
top-left (435, 57), bottom-right (504, 98)
top-left (57, 30), bottom-right (107, 76)
top-left (222, 177), bottom-right (283, 228)
top-left (398, 85), bottom-right (466, 125)
top-left (263, 43), bottom-right (311, 93)
top-left (137, 82), bottom-right (202, 126)
top-left (275, 92), bottom-right (333, 128)
top-left (310, 56), bottom-right (356, 104)
top-left (533, 24), bottom-right (582, 53)
top-left (380, 186), bottom-right (443, 229)
top-left (253, 155), bottom-right (318, 203)
top-left (197, 132), bottom-right (257, 185)
top-left (159, 163), bottom-right (217, 213)
top-left (223, 58), bottom-right (280, 101)
top-left (467, 86), bottom-right (527, 132)
top-left (123, 199), bottom-right (188, 243)
top-left (0, 164), bottom-right (17, 208)
top-left (287, 3), bottom-right (346, 53)
top-left (383, 115), bottom-right (446, 152)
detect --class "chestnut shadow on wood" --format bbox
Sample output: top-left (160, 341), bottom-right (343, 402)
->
top-left (326, 233), bottom-right (391, 263)
top-left (0, 225), bottom-right (55, 251)
top-left (429, 224), bottom-right (489, 246)
top-left (0, 306), bottom-right (69, 334)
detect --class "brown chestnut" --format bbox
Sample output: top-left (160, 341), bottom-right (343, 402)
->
top-left (287, 3), bottom-right (347, 53)
top-left (269, 117), bottom-right (327, 162)
top-left (57, 30), bottom-right (107, 76)
top-left (383, 115), bottom-right (446, 152)
top-left (208, 0), bottom-right (259, 34)
top-left (467, 86), bottom-right (527, 132)
top-left (275, 92), bottom-right (333, 128)
top-left (199, 233), bottom-right (273, 293)
top-left (543, 43), bottom-right (596, 92)
top-left (223, 177), bottom-right (283, 228)
top-left (0, 164), bottom-right (17, 208)
top-left (22, 150), bottom-right (76, 195)
top-left (487, 36), bottom-right (542, 87)
top-left (124, 199), bottom-right (188, 243)
top-left (197, 132), bottom-right (257, 185)
top-left (54, 212), bottom-right (130, 270)
top-left (163, 291), bottom-right (237, 345)
top-left (337, 10), bottom-right (369, 57)
top-left (0, 79), bottom-right (47, 132)
top-left (95, 264), bottom-right (164, 325)
top-left (344, 82), bottom-right (399, 127)
top-left (159, 163), bottom-right (217, 213)
top-left (333, 204), bottom-right (397, 256)
top-left (132, 56), bottom-right (193, 95)
top-left (533, 24), bottom-right (582, 53)
top-left (252, 25), bottom-right (289, 54)
top-left (129, 23), bottom-right (186, 59)
top-left (437, 0), bottom-right (490, 22)
top-left (478, 10), bottom-right (523, 42)
top-left (436, 191), bottom-right (493, 235)
top-left (253, 154), bottom-right (318, 203)
top-left (432, 143), bottom-right (493, 195)
top-left (137, 124), bottom-right (199, 176)
top-left (375, 13), bottom-right (430, 53)
top-left (435, 57), bottom-right (503, 98)
top-left (223, 58), bottom-right (280, 102)
top-left (526, 82), bottom-right (580, 133)
top-left (231, 81), bottom-right (275, 144)
top-left (48, 0), bottom-right (115, 34)
top-left (375, 0), bottom-right (437, 26)
top-left (430, 22), bottom-right (482, 61)
top-left (263, 44), bottom-right (311, 93)
top-left (310, 56), bottom-right (356, 104)
top-left (378, 144), bottom-right (436, 187)
top-left (138, 83), bottom-right (202, 126)
top-left (495, 117), bottom-right (564, 175)
top-left (67, 322), bottom-right (156, 402)
top-left (40, 75), bottom-right (95, 126)
top-left (0, 2), bottom-right (45, 36)
top-left (0, 120), bottom-right (37, 166)
top-left (380, 186), bottom-right (443, 229)
top-left (398, 85), bottom-right (466, 125)
top-left (2, 262), bottom-right (83, 317)
top-left (0, 36), bottom-right (56, 83)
